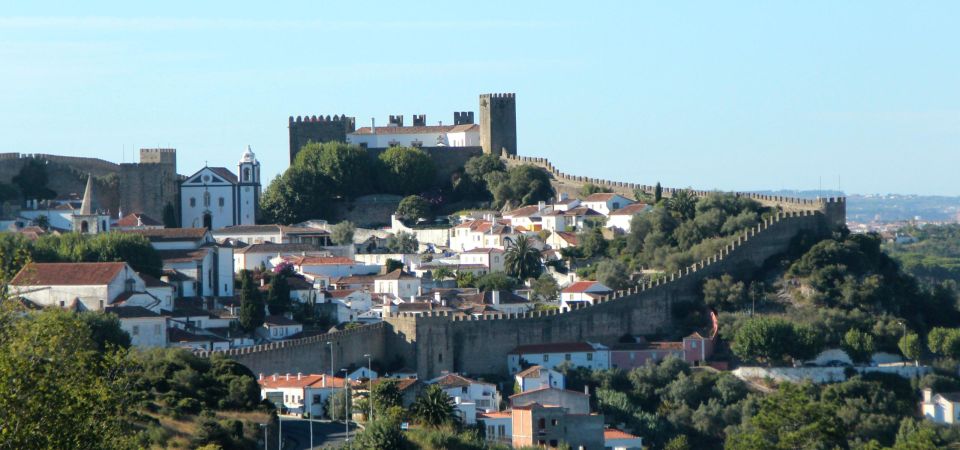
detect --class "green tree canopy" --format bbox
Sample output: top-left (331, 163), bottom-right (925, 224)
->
top-left (532, 273), bottom-right (560, 301)
top-left (396, 195), bottom-right (433, 222)
top-left (411, 384), bottom-right (456, 427)
top-left (703, 275), bottom-right (747, 312)
top-left (386, 232), bottom-right (419, 254)
top-left (475, 272), bottom-right (518, 292)
top-left (377, 147), bottom-right (436, 195)
top-left (595, 259), bottom-right (631, 291)
top-left (12, 158), bottom-right (57, 200)
top-left (486, 164), bottom-right (554, 209)
top-left (504, 236), bottom-right (543, 281)
top-left (294, 141), bottom-right (374, 199)
top-left (330, 220), bottom-right (356, 246)
top-left (731, 316), bottom-right (823, 364)
top-left (725, 383), bottom-right (846, 450)
top-left (238, 270), bottom-right (265, 331)
top-left (266, 273), bottom-right (291, 316)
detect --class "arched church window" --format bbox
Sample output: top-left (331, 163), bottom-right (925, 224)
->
top-left (244, 168), bottom-right (250, 181)
top-left (203, 192), bottom-right (211, 207)
top-left (190, 197), bottom-right (196, 207)
top-left (218, 197), bottom-right (225, 207)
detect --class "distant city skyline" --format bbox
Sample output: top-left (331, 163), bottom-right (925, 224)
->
top-left (1, 2), bottom-right (958, 195)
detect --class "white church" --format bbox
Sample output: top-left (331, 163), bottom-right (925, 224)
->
top-left (180, 146), bottom-right (261, 230)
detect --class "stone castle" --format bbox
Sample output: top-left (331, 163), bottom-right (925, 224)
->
top-left (0, 149), bottom-right (179, 220)
top-left (200, 151), bottom-right (845, 378)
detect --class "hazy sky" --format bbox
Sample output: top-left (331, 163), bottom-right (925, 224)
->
top-left (1, 2), bottom-right (958, 195)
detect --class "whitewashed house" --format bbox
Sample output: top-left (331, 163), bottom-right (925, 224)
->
top-left (180, 146), bottom-right (260, 230)
top-left (450, 219), bottom-right (520, 252)
top-left (121, 227), bottom-right (234, 299)
top-left (508, 342), bottom-right (611, 373)
top-left (922, 388), bottom-right (960, 424)
top-left (10, 262), bottom-right (146, 311)
top-left (375, 270), bottom-right (421, 299)
top-left (262, 316), bottom-right (303, 340)
top-left (561, 281), bottom-right (613, 310)
top-left (277, 255), bottom-right (378, 279)
top-left (428, 374), bottom-right (502, 424)
top-left (515, 365), bottom-right (565, 392)
top-left (580, 193), bottom-right (634, 216)
top-left (259, 373), bottom-right (351, 417)
top-left (105, 306), bottom-right (168, 348)
top-left (606, 203), bottom-right (652, 233)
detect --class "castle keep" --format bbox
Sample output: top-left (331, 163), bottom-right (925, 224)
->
top-left (287, 93), bottom-right (518, 163)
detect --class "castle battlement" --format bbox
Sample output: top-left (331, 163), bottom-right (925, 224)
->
top-left (289, 114), bottom-right (354, 123)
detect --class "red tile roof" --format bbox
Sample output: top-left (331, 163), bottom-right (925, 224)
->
top-left (509, 386), bottom-right (589, 399)
top-left (259, 374), bottom-right (350, 389)
top-left (604, 428), bottom-right (640, 440)
top-left (351, 124), bottom-right (478, 135)
top-left (376, 269), bottom-right (417, 280)
top-left (208, 167), bottom-right (239, 184)
top-left (609, 203), bottom-right (651, 216)
top-left (431, 373), bottom-right (491, 388)
top-left (11, 262), bottom-right (127, 286)
top-left (116, 212), bottom-right (163, 228)
top-left (562, 281), bottom-right (607, 293)
top-left (157, 248), bottom-right (210, 263)
top-left (121, 228), bottom-right (210, 242)
top-left (285, 256), bottom-right (358, 266)
top-left (505, 205), bottom-right (546, 217)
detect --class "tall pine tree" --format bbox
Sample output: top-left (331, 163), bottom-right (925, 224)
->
top-left (239, 270), bottom-right (265, 331)
top-left (266, 273), bottom-right (291, 316)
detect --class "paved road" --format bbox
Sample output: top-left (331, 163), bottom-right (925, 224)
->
top-left (274, 417), bottom-right (359, 450)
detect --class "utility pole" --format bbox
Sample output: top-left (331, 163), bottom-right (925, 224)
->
top-left (342, 368), bottom-right (350, 448)
top-left (365, 353), bottom-right (373, 423)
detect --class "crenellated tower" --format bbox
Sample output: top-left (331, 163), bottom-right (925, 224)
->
top-left (288, 114), bottom-right (356, 163)
top-left (479, 93), bottom-right (517, 156)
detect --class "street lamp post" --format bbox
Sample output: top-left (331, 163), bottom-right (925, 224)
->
top-left (364, 353), bottom-right (373, 423)
top-left (341, 368), bottom-right (351, 447)
top-left (326, 341), bottom-right (334, 376)
top-left (259, 423), bottom-right (268, 450)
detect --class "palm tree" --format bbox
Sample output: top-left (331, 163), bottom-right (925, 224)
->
top-left (411, 385), bottom-right (455, 427)
top-left (432, 267), bottom-right (455, 284)
top-left (504, 236), bottom-right (543, 281)
top-left (668, 189), bottom-right (697, 220)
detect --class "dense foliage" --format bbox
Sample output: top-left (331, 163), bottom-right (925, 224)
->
top-left (885, 224), bottom-right (960, 285)
top-left (0, 231), bottom-right (162, 278)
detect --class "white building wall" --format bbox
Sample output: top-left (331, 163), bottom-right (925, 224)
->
top-left (217, 247), bottom-right (234, 297)
top-left (120, 317), bottom-right (168, 348)
top-left (508, 351), bottom-right (611, 373)
top-left (182, 183), bottom-right (236, 230)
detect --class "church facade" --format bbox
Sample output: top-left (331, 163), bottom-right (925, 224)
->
top-left (180, 146), bottom-right (261, 230)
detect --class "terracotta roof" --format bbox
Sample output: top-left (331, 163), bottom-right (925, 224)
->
top-left (462, 247), bottom-right (506, 254)
top-left (121, 228), bottom-right (209, 242)
top-left (509, 386), bottom-right (589, 399)
top-left (235, 243), bottom-right (319, 254)
top-left (208, 167), bottom-right (239, 184)
top-left (138, 272), bottom-right (171, 288)
top-left (563, 206), bottom-right (603, 217)
top-left (116, 212), bottom-right (163, 228)
top-left (264, 315), bottom-right (301, 326)
top-left (259, 374), bottom-right (349, 389)
top-left (351, 124), bottom-right (478, 135)
top-left (516, 365), bottom-right (547, 379)
top-left (457, 291), bottom-right (529, 306)
top-left (478, 411), bottom-right (512, 419)
top-left (377, 269), bottom-right (417, 280)
top-left (556, 231), bottom-right (578, 245)
top-left (562, 281), bottom-right (610, 294)
top-left (332, 274), bottom-right (378, 285)
top-left (11, 262), bottom-right (127, 286)
top-left (583, 193), bottom-right (628, 202)
top-left (327, 289), bottom-right (359, 299)
top-left (372, 378), bottom-right (419, 392)
top-left (105, 306), bottom-right (162, 319)
top-left (431, 373), bottom-right (490, 388)
top-left (604, 428), bottom-right (640, 440)
top-left (609, 203), bottom-right (650, 216)
top-left (285, 256), bottom-right (358, 266)
top-left (157, 248), bottom-right (210, 263)
top-left (506, 205), bottom-right (546, 218)
top-left (509, 342), bottom-right (598, 355)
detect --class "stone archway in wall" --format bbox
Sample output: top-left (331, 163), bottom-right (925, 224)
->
top-left (80, 221), bottom-right (89, 233)
top-left (202, 212), bottom-right (212, 230)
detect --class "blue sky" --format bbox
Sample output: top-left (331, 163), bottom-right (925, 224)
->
top-left (1, 2), bottom-right (958, 195)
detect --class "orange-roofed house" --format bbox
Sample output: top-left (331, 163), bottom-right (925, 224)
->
top-left (580, 192), bottom-right (634, 216)
top-left (604, 428), bottom-right (644, 450)
top-left (258, 373), bottom-right (352, 417)
top-left (274, 255), bottom-right (379, 279)
top-left (450, 219), bottom-right (520, 251)
top-left (606, 203), bottom-right (653, 233)
top-left (560, 281), bottom-right (613, 310)
top-left (10, 262), bottom-right (147, 311)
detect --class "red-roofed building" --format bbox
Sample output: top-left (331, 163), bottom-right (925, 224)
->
top-left (428, 373), bottom-right (502, 424)
top-left (451, 219), bottom-right (520, 251)
top-left (560, 281), bottom-right (612, 310)
top-left (276, 255), bottom-right (378, 279)
top-left (581, 193), bottom-right (634, 216)
top-left (606, 203), bottom-right (653, 233)
top-left (258, 373), bottom-right (353, 417)
top-left (604, 428), bottom-right (644, 450)
top-left (114, 212), bottom-right (164, 231)
top-left (10, 262), bottom-right (148, 311)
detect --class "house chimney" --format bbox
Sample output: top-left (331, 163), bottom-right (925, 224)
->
top-left (259, 373), bottom-right (264, 381)
top-left (434, 291), bottom-right (441, 302)
top-left (285, 373), bottom-right (291, 380)
top-left (260, 278), bottom-right (265, 287)
top-left (492, 291), bottom-right (501, 305)
top-left (272, 374), bottom-right (277, 381)
top-left (297, 372), bottom-right (303, 380)
top-left (584, 385), bottom-right (589, 396)
top-left (538, 201), bottom-right (545, 212)
top-left (371, 117), bottom-right (376, 134)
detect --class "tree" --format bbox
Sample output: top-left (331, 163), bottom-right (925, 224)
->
top-left (325, 389), bottom-right (351, 421)
top-left (725, 383), bottom-right (846, 450)
top-left (377, 147), bottom-right (436, 195)
top-left (396, 195), bottom-right (432, 222)
top-left (12, 158), bottom-right (56, 200)
top-left (432, 267), bottom-right (455, 284)
top-left (899, 332), bottom-right (922, 364)
top-left (731, 316), bottom-right (823, 364)
top-left (0, 310), bottom-right (137, 449)
top-left (486, 164), bottom-right (554, 209)
top-left (238, 271), bottom-right (265, 331)
top-left (664, 435), bottom-right (691, 450)
top-left (386, 231), bottom-right (418, 253)
top-left (842, 329), bottom-right (876, 364)
top-left (456, 271), bottom-right (476, 288)
top-left (385, 258), bottom-right (404, 273)
top-left (668, 189), bottom-right (697, 220)
top-left (295, 141), bottom-right (374, 199)
top-left (371, 379), bottom-right (403, 412)
top-left (35, 214), bottom-right (50, 231)
top-left (595, 259), bottom-right (631, 291)
top-left (577, 227), bottom-right (608, 258)
top-left (504, 236), bottom-right (543, 281)
top-left (353, 417), bottom-right (410, 449)
top-left (330, 221), bottom-right (356, 246)
top-left (532, 273), bottom-right (560, 301)
top-left (411, 385), bottom-right (455, 427)
top-left (475, 272), bottom-right (518, 292)
top-left (654, 182), bottom-right (663, 203)
top-left (266, 273), bottom-right (291, 316)
top-left (460, 154), bottom-right (505, 199)
top-left (81, 311), bottom-right (131, 351)
top-left (927, 327), bottom-right (960, 357)
top-left (162, 202), bottom-right (178, 228)
top-left (633, 186), bottom-right (654, 204)
top-left (29, 232), bottom-right (163, 277)
top-left (703, 275), bottom-right (747, 311)
top-left (580, 183), bottom-right (612, 198)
